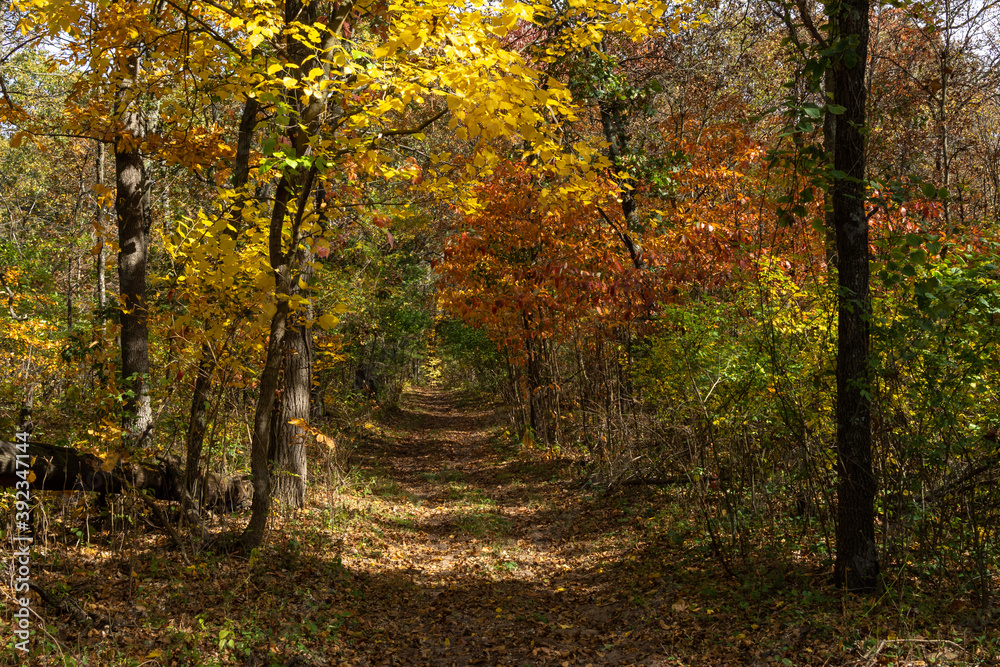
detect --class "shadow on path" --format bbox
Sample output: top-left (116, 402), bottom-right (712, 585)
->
top-left (334, 387), bottom-right (687, 666)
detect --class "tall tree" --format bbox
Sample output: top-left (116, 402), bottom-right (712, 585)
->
top-left (242, 0), bottom-right (358, 546)
top-left (828, 0), bottom-right (879, 592)
top-left (115, 50), bottom-right (153, 446)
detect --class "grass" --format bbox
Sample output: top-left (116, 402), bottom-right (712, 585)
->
top-left (451, 507), bottom-right (513, 538)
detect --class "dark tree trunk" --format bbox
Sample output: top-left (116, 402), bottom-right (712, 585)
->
top-left (823, 68), bottom-right (838, 270)
top-left (241, 0), bottom-right (354, 550)
top-left (66, 257), bottom-right (73, 329)
top-left (829, 0), bottom-right (880, 592)
top-left (240, 176), bottom-right (293, 551)
top-left (233, 96), bottom-right (260, 191)
top-left (598, 98), bottom-right (643, 269)
top-left (271, 317), bottom-right (310, 508)
top-left (241, 300), bottom-right (288, 548)
top-left (184, 348), bottom-right (215, 496)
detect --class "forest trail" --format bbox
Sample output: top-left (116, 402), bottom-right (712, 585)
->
top-left (15, 388), bottom-right (884, 667)
top-left (331, 386), bottom-right (681, 665)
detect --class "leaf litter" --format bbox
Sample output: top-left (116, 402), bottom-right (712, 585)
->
top-left (4, 388), bottom-right (999, 666)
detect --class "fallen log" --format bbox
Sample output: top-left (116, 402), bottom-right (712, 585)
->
top-left (0, 440), bottom-right (252, 511)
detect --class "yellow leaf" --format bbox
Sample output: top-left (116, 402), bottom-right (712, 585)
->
top-left (255, 272), bottom-right (273, 291)
top-left (317, 313), bottom-right (339, 330)
top-left (101, 452), bottom-right (120, 472)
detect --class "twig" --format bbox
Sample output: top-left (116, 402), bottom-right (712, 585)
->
top-left (137, 492), bottom-right (191, 565)
top-left (862, 639), bottom-right (886, 666)
top-left (29, 582), bottom-right (109, 628)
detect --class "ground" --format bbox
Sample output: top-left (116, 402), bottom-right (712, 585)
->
top-left (2, 388), bottom-right (996, 665)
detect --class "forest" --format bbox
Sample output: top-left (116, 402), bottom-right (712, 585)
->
top-left (1, 0), bottom-right (1000, 663)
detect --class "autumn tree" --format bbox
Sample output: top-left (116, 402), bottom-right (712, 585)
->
top-left (869, 0), bottom-right (1000, 229)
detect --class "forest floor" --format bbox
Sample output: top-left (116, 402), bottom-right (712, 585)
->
top-left (4, 387), bottom-right (999, 666)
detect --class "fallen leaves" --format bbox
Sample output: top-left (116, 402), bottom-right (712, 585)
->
top-left (8, 388), bottom-right (998, 666)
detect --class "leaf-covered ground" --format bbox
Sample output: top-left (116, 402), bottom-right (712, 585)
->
top-left (4, 388), bottom-right (998, 665)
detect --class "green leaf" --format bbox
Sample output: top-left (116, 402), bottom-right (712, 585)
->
top-left (826, 104), bottom-right (846, 115)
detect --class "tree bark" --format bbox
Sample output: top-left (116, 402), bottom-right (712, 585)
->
top-left (829, 0), bottom-right (880, 592)
top-left (597, 72), bottom-right (643, 270)
top-left (95, 141), bottom-right (107, 315)
top-left (271, 316), bottom-right (310, 508)
top-left (115, 56), bottom-right (152, 447)
top-left (823, 68), bottom-right (838, 270)
top-left (240, 176), bottom-right (293, 551)
top-left (184, 347), bottom-right (215, 497)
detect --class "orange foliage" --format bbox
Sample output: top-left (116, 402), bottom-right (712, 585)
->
top-left (437, 121), bottom-right (806, 364)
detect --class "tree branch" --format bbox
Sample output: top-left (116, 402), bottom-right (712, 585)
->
top-left (0, 267), bottom-right (29, 321)
top-left (596, 206), bottom-right (644, 269)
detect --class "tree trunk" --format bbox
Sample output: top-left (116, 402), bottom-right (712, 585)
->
top-left (596, 51), bottom-right (644, 271)
top-left (240, 176), bottom-right (293, 551)
top-left (95, 141), bottom-right (107, 315)
top-left (829, 0), bottom-right (880, 593)
top-left (115, 57), bottom-right (152, 447)
top-left (271, 317), bottom-right (310, 508)
top-left (184, 348), bottom-right (215, 496)
top-left (66, 256), bottom-right (73, 330)
top-left (240, 0), bottom-right (355, 550)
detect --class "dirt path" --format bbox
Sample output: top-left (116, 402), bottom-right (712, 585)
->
top-left (331, 387), bottom-right (677, 666)
top-left (12, 389), bottom-right (982, 666)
